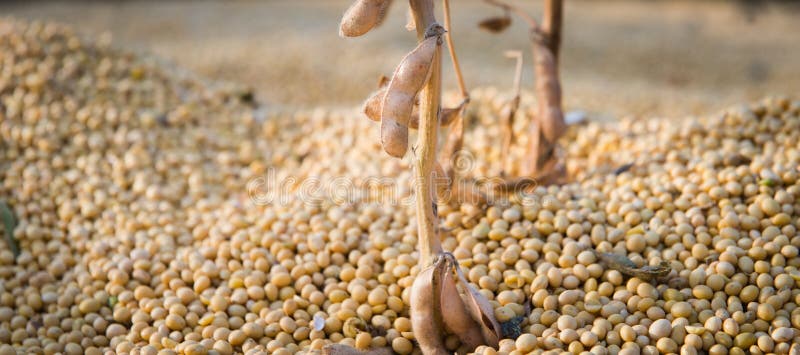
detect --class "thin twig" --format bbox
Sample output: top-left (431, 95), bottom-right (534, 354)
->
top-left (483, 0), bottom-right (540, 30)
top-left (501, 50), bottom-right (523, 175)
top-left (508, 50), bottom-right (523, 98)
top-left (442, 0), bottom-right (468, 99)
top-left (438, 0), bottom-right (468, 192)
top-left (410, 0), bottom-right (442, 267)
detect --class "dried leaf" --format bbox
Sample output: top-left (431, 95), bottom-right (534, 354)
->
top-left (323, 344), bottom-right (394, 355)
top-left (723, 153), bottom-right (751, 166)
top-left (500, 316), bottom-right (525, 340)
top-left (0, 201), bottom-right (20, 259)
top-left (343, 317), bottom-right (368, 337)
top-left (478, 16), bottom-right (511, 33)
top-left (613, 163), bottom-right (634, 175)
top-left (596, 252), bottom-right (672, 281)
top-left (451, 254), bottom-right (501, 347)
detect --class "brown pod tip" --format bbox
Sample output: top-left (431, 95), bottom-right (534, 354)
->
top-left (380, 118), bottom-right (408, 158)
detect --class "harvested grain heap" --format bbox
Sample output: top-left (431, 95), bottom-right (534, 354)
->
top-left (1, 18), bottom-right (800, 355)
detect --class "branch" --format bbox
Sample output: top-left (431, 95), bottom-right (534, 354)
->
top-left (543, 0), bottom-right (563, 61)
top-left (501, 50), bottom-right (523, 176)
top-left (443, 0), bottom-right (468, 99)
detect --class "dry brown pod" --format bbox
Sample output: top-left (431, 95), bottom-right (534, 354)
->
top-left (380, 120), bottom-right (409, 158)
top-left (452, 253), bottom-right (501, 347)
top-left (380, 24), bottom-right (444, 157)
top-left (363, 86), bottom-right (387, 122)
top-left (478, 16), bottom-right (512, 33)
top-left (439, 253), bottom-right (485, 350)
top-left (410, 255), bottom-right (450, 355)
top-left (382, 25), bottom-right (442, 125)
top-left (363, 75), bottom-right (391, 121)
top-left (339, 0), bottom-right (393, 37)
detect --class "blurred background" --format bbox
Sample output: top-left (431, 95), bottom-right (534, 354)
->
top-left (2, 0), bottom-right (798, 118)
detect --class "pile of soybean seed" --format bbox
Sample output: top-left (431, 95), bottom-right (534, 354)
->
top-left (0, 18), bottom-right (799, 355)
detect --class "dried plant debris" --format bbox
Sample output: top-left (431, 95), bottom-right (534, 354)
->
top-left (322, 344), bottom-right (394, 355)
top-left (499, 315), bottom-right (525, 340)
top-left (0, 201), bottom-right (20, 259)
top-left (594, 251), bottom-right (672, 281)
top-left (613, 162), bottom-right (635, 175)
top-left (723, 152), bottom-right (751, 166)
top-left (478, 16), bottom-right (512, 33)
top-left (343, 317), bottom-right (387, 338)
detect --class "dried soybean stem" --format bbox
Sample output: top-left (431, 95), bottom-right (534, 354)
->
top-left (510, 50), bottom-right (523, 97)
top-left (442, 0), bottom-right (467, 99)
top-left (483, 0), bottom-right (540, 30)
top-left (501, 50), bottom-right (523, 175)
top-left (542, 0), bottom-right (563, 60)
top-left (483, 0), bottom-right (565, 180)
top-left (522, 0), bottom-right (565, 177)
top-left (439, 0), bottom-right (468, 190)
top-left (410, 0), bottom-right (442, 267)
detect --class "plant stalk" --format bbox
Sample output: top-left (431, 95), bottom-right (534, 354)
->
top-left (410, 0), bottom-right (442, 267)
top-left (543, 0), bottom-right (563, 61)
top-left (442, 0), bottom-right (467, 99)
top-left (522, 0), bottom-right (565, 177)
top-left (439, 0), bottom-right (468, 191)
